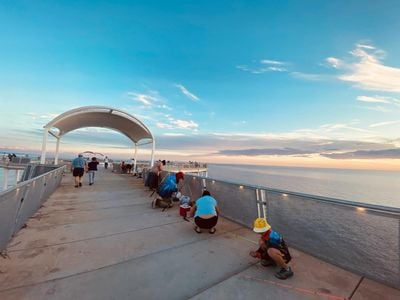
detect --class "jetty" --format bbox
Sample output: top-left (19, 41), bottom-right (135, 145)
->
top-left (0, 168), bottom-right (399, 300)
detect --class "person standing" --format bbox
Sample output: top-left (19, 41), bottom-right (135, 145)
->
top-left (87, 157), bottom-right (99, 185)
top-left (72, 154), bottom-right (86, 188)
top-left (104, 156), bottom-right (109, 169)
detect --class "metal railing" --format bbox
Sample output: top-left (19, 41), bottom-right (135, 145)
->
top-left (0, 165), bottom-right (65, 251)
top-left (178, 172), bottom-right (400, 289)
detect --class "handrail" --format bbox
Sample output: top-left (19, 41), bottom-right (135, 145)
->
top-left (192, 173), bottom-right (400, 215)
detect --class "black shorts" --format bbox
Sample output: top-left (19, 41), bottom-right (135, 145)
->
top-left (73, 168), bottom-right (84, 177)
top-left (257, 239), bottom-right (292, 264)
top-left (194, 216), bottom-right (218, 229)
top-left (269, 244), bottom-right (291, 263)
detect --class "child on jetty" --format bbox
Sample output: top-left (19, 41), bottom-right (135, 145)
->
top-left (249, 218), bottom-right (294, 280)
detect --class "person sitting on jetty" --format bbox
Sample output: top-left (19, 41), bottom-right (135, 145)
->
top-left (87, 157), bottom-right (99, 185)
top-left (72, 154), bottom-right (86, 188)
top-left (145, 160), bottom-right (163, 190)
top-left (120, 161), bottom-right (126, 173)
top-left (190, 190), bottom-right (220, 234)
top-left (249, 217), bottom-right (294, 280)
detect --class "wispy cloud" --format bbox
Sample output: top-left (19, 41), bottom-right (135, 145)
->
top-left (171, 119), bottom-right (198, 130)
top-left (237, 58), bottom-right (288, 74)
top-left (356, 95), bottom-right (391, 103)
top-left (260, 59), bottom-right (285, 65)
top-left (321, 149), bottom-right (400, 159)
top-left (25, 112), bottom-right (59, 121)
top-left (126, 91), bottom-right (160, 106)
top-left (362, 106), bottom-right (392, 113)
top-left (320, 122), bottom-right (376, 134)
top-left (163, 133), bottom-right (186, 137)
top-left (356, 95), bottom-right (400, 113)
top-left (156, 122), bottom-right (173, 129)
top-left (156, 117), bottom-right (199, 131)
top-left (218, 148), bottom-right (312, 156)
top-left (370, 120), bottom-right (400, 128)
top-left (290, 72), bottom-right (329, 81)
top-left (175, 84), bottom-right (199, 101)
top-left (326, 43), bottom-right (400, 92)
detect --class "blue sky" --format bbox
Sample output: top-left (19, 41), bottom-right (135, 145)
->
top-left (1, 1), bottom-right (400, 169)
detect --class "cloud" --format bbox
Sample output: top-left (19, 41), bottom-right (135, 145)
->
top-left (237, 58), bottom-right (288, 74)
top-left (218, 148), bottom-right (312, 156)
top-left (156, 117), bottom-right (199, 131)
top-left (171, 119), bottom-right (198, 130)
top-left (321, 149), bottom-right (400, 159)
top-left (362, 106), bottom-right (392, 113)
top-left (175, 84), bottom-right (199, 101)
top-left (260, 59), bottom-right (285, 65)
top-left (356, 95), bottom-right (400, 112)
top-left (290, 72), bottom-right (329, 81)
top-left (327, 43), bottom-right (400, 92)
top-left (370, 120), bottom-right (400, 128)
top-left (156, 122), bottom-right (173, 129)
top-left (326, 57), bottom-right (343, 69)
top-left (25, 112), bottom-right (60, 121)
top-left (152, 130), bottom-right (400, 161)
top-left (320, 123), bottom-right (376, 134)
top-left (356, 95), bottom-right (391, 103)
top-left (126, 92), bottom-right (160, 106)
top-left (163, 133), bottom-right (185, 137)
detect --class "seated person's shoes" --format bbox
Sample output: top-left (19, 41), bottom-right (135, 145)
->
top-left (275, 267), bottom-right (293, 280)
top-left (260, 259), bottom-right (276, 267)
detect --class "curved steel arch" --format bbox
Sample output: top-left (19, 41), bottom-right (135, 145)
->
top-left (40, 106), bottom-right (155, 168)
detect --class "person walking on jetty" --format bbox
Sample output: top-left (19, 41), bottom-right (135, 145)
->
top-left (190, 190), bottom-right (220, 234)
top-left (249, 218), bottom-right (294, 280)
top-left (72, 154), bottom-right (86, 188)
top-left (87, 157), bottom-right (99, 185)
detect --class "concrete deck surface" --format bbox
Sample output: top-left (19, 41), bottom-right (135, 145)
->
top-left (0, 169), bottom-right (399, 300)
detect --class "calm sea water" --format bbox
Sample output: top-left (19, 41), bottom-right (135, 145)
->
top-left (207, 164), bottom-right (400, 208)
top-left (0, 168), bottom-right (18, 190)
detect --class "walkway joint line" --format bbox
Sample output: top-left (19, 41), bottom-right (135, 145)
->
top-left (348, 276), bottom-right (364, 299)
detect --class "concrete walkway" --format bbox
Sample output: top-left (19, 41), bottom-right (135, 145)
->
top-left (0, 169), bottom-right (399, 300)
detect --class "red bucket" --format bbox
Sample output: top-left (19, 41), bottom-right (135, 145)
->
top-left (179, 205), bottom-right (191, 217)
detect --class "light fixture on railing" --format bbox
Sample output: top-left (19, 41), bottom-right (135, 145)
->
top-left (356, 207), bottom-right (366, 212)
top-left (239, 185), bottom-right (243, 189)
top-left (212, 180), bottom-right (215, 184)
top-left (282, 193), bottom-right (288, 198)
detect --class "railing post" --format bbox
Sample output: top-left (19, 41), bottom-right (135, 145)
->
top-left (2, 168), bottom-right (9, 191)
top-left (150, 138), bottom-right (155, 167)
top-left (40, 128), bottom-right (48, 164)
top-left (133, 143), bottom-right (138, 175)
top-left (54, 137), bottom-right (60, 165)
top-left (260, 189), bottom-right (267, 219)
top-left (256, 189), bottom-right (261, 218)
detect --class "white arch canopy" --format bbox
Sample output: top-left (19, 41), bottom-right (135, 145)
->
top-left (40, 106), bottom-right (155, 169)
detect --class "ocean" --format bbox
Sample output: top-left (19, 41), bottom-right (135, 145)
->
top-left (0, 168), bottom-right (19, 190)
top-left (207, 164), bottom-right (400, 208)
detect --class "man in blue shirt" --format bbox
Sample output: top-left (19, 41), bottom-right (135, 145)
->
top-left (72, 154), bottom-right (86, 188)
